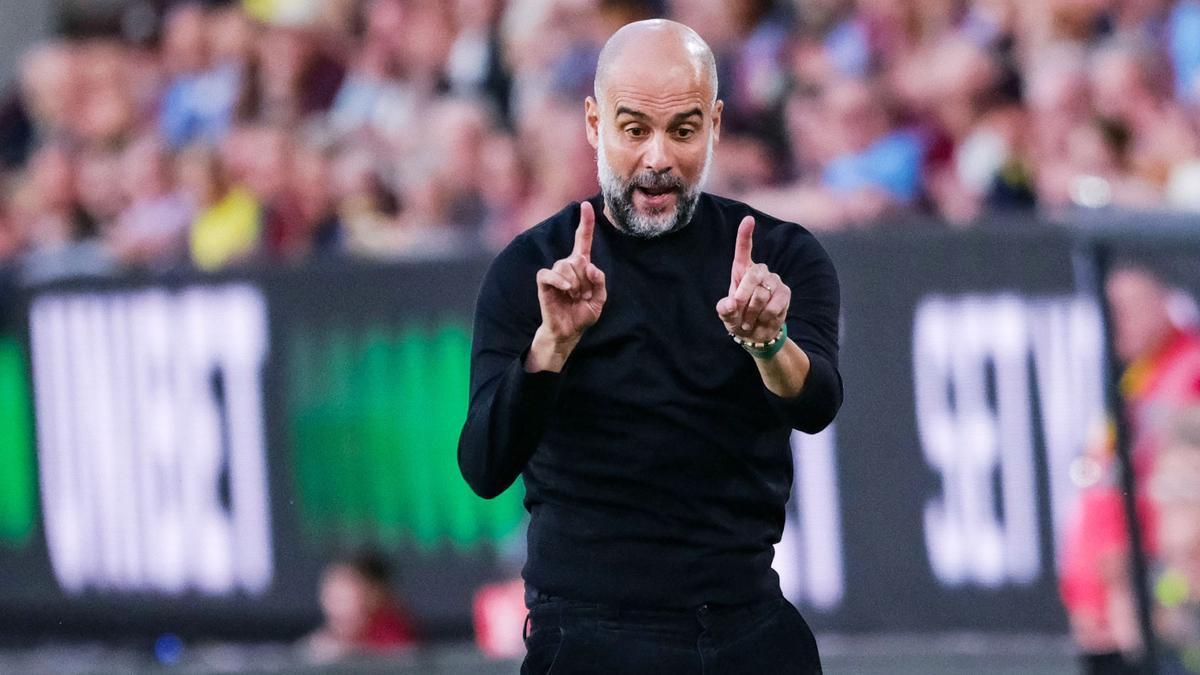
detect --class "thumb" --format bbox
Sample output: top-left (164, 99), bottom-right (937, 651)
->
top-left (716, 296), bottom-right (737, 320)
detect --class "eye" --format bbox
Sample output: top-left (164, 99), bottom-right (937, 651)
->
top-left (624, 126), bottom-right (647, 138)
top-left (675, 127), bottom-right (696, 139)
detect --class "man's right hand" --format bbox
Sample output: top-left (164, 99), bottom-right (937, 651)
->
top-left (526, 201), bottom-right (607, 373)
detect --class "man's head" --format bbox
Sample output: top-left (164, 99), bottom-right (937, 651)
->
top-left (586, 19), bottom-right (721, 238)
top-left (19, 42), bottom-right (78, 131)
top-left (824, 78), bottom-right (888, 154)
top-left (318, 551), bottom-right (394, 640)
top-left (1106, 264), bottom-right (1177, 364)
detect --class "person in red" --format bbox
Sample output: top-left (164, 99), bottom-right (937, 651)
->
top-left (1060, 263), bottom-right (1200, 675)
top-left (302, 550), bottom-right (419, 663)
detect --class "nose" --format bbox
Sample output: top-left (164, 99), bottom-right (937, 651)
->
top-left (641, 133), bottom-right (672, 174)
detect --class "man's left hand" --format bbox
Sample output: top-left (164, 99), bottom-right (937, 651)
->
top-left (716, 216), bottom-right (790, 343)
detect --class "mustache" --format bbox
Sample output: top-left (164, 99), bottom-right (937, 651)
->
top-left (626, 171), bottom-right (685, 193)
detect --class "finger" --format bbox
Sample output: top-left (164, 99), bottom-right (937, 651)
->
top-left (552, 259), bottom-right (582, 299)
top-left (589, 266), bottom-right (607, 306)
top-left (583, 261), bottom-right (604, 284)
top-left (537, 268), bottom-right (574, 294)
top-left (578, 261), bottom-right (600, 300)
top-left (716, 296), bottom-right (738, 323)
top-left (573, 201), bottom-right (595, 261)
top-left (742, 286), bottom-right (772, 332)
top-left (731, 263), bottom-right (769, 314)
top-left (730, 215), bottom-right (755, 285)
top-left (567, 254), bottom-right (593, 299)
top-left (757, 288), bottom-right (791, 330)
top-left (745, 283), bottom-right (791, 341)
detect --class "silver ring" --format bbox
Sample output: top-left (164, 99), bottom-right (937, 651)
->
top-left (762, 283), bottom-right (774, 293)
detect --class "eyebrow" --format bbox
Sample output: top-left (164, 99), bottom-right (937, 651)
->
top-left (615, 106), bottom-right (705, 125)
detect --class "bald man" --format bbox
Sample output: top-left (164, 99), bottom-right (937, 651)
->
top-left (458, 20), bottom-right (838, 674)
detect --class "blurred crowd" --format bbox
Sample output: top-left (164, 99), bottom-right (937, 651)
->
top-left (3, 0), bottom-right (1200, 281)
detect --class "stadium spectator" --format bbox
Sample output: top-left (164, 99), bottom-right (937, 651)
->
top-left (818, 77), bottom-right (922, 211)
top-left (283, 133), bottom-right (344, 259)
top-left (904, 36), bottom-right (1035, 223)
top-left (178, 142), bottom-right (261, 271)
top-left (1168, 0), bottom-right (1200, 104)
top-left (1024, 43), bottom-right (1092, 175)
top-left (302, 551), bottom-right (419, 663)
top-left (1108, 264), bottom-right (1200, 486)
top-left (15, 144), bottom-right (116, 284)
top-left (1060, 263), bottom-right (1200, 674)
top-left (238, 124), bottom-right (307, 258)
top-left (0, 42), bottom-right (78, 170)
top-left (328, 6), bottom-right (411, 140)
top-left (743, 76), bottom-right (923, 229)
top-left (330, 142), bottom-right (403, 257)
top-left (1151, 408), bottom-right (1200, 674)
top-left (422, 96), bottom-right (494, 232)
top-left (74, 41), bottom-right (137, 148)
top-left (159, 3), bottom-right (238, 149)
top-left (477, 126), bottom-right (531, 249)
top-left (717, 0), bottom-right (791, 149)
top-left (445, 0), bottom-right (514, 126)
top-left (255, 25), bottom-right (345, 126)
top-left (510, 95), bottom-right (600, 240)
top-left (75, 147), bottom-right (125, 231)
top-left (110, 133), bottom-right (193, 268)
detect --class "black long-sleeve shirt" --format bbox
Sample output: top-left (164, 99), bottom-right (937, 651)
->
top-left (458, 193), bottom-right (842, 609)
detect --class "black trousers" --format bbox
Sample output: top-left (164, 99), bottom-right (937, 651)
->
top-left (520, 593), bottom-right (822, 674)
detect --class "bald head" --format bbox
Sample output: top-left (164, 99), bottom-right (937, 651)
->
top-left (586, 20), bottom-right (722, 238)
top-left (594, 19), bottom-right (718, 109)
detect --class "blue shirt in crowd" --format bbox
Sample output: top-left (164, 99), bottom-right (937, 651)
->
top-left (822, 130), bottom-right (924, 202)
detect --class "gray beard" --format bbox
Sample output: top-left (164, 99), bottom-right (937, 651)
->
top-left (596, 129), bottom-right (713, 238)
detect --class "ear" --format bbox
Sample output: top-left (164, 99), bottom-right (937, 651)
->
top-left (585, 96), bottom-right (600, 150)
top-left (711, 99), bottom-right (723, 145)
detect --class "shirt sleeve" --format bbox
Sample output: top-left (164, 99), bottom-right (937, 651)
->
top-left (764, 229), bottom-right (843, 433)
top-left (457, 236), bottom-right (562, 499)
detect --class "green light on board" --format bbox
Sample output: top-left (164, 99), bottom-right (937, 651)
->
top-left (0, 338), bottom-right (35, 546)
top-left (287, 321), bottom-right (525, 552)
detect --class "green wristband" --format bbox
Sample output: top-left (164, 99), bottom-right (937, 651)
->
top-left (732, 323), bottom-right (788, 360)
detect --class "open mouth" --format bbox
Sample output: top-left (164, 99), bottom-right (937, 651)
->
top-left (635, 186), bottom-right (677, 205)
top-left (637, 185), bottom-right (673, 196)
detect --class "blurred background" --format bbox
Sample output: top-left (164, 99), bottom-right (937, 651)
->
top-left (2, 0), bottom-right (1200, 673)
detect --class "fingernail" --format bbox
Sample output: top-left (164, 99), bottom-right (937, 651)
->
top-left (584, 291), bottom-right (592, 300)
top-left (741, 323), bottom-right (750, 331)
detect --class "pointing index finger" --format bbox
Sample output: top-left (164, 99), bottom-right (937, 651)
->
top-left (734, 215), bottom-right (755, 268)
top-left (574, 200), bottom-right (595, 261)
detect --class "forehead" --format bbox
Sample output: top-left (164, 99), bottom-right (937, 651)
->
top-left (603, 70), bottom-right (710, 119)
top-left (607, 90), bottom-right (709, 122)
